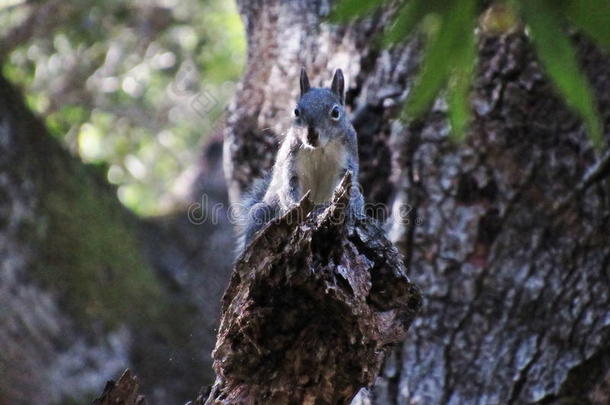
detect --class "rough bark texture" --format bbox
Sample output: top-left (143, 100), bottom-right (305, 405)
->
top-left (364, 34), bottom-right (610, 405)
top-left (367, 34), bottom-right (610, 405)
top-left (204, 176), bottom-right (421, 404)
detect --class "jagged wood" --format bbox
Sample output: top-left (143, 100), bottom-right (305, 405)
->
top-left (92, 369), bottom-right (147, 405)
top-left (201, 174), bottom-right (421, 404)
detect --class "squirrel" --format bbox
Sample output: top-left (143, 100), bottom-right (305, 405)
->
top-left (236, 68), bottom-right (364, 255)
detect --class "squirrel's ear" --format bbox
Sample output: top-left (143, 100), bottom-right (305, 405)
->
top-left (331, 69), bottom-right (345, 104)
top-left (300, 67), bottom-right (310, 97)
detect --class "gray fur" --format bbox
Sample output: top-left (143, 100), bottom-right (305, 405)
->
top-left (235, 69), bottom-right (364, 257)
top-left (235, 175), bottom-right (274, 256)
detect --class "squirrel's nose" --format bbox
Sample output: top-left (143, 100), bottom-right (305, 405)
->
top-left (307, 126), bottom-right (319, 147)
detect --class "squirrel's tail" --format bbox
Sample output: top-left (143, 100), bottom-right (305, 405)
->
top-left (234, 174), bottom-right (272, 257)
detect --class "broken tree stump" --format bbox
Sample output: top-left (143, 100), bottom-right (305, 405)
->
top-left (203, 175), bottom-right (422, 404)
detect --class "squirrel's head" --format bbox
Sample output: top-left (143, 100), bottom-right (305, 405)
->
top-left (293, 68), bottom-right (348, 149)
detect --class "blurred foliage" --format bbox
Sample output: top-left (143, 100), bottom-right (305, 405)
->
top-left (332, 0), bottom-right (609, 148)
top-left (1, 0), bottom-right (246, 215)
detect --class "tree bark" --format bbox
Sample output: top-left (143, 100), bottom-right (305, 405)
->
top-left (203, 176), bottom-right (421, 404)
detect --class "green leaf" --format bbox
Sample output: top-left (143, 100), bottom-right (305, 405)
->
top-left (405, 0), bottom-right (478, 120)
top-left (383, 0), bottom-right (431, 45)
top-left (563, 0), bottom-right (610, 50)
top-left (447, 27), bottom-right (476, 142)
top-left (520, 0), bottom-right (605, 149)
top-left (329, 0), bottom-right (385, 22)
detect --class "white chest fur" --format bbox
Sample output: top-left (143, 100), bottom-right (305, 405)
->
top-left (296, 140), bottom-right (347, 204)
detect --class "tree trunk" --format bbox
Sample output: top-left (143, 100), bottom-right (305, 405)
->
top-left (0, 72), bottom-right (232, 403)
top-left (221, 1), bottom-right (610, 404)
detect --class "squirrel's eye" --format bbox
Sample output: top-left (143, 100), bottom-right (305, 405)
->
top-left (294, 108), bottom-right (300, 118)
top-left (330, 105), bottom-right (341, 121)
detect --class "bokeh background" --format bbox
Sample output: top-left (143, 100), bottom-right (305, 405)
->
top-left (2, 0), bottom-right (245, 215)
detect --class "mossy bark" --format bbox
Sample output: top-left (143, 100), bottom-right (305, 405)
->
top-left (0, 72), bottom-right (220, 404)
